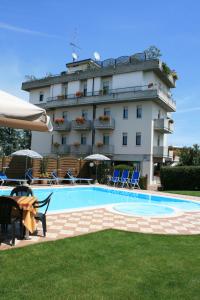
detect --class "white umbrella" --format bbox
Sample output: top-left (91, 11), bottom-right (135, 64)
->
top-left (0, 90), bottom-right (53, 132)
top-left (11, 149), bottom-right (43, 159)
top-left (84, 154), bottom-right (111, 161)
top-left (11, 149), bottom-right (43, 178)
top-left (84, 153), bottom-right (110, 183)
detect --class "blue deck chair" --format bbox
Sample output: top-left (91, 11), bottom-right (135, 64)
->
top-left (129, 171), bottom-right (140, 189)
top-left (0, 172), bottom-right (27, 186)
top-left (25, 169), bottom-right (56, 185)
top-left (51, 170), bottom-right (74, 184)
top-left (119, 169), bottom-right (129, 188)
top-left (107, 169), bottom-right (120, 186)
top-left (66, 170), bottom-right (93, 184)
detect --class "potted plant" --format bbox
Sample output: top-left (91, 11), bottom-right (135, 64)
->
top-left (53, 142), bottom-right (60, 148)
top-left (96, 142), bottom-right (103, 147)
top-left (148, 82), bottom-right (154, 88)
top-left (98, 115), bottom-right (110, 122)
top-left (57, 95), bottom-right (65, 100)
top-left (75, 91), bottom-right (83, 97)
top-left (73, 142), bottom-right (80, 147)
top-left (39, 158), bottom-right (49, 184)
top-left (171, 71), bottom-right (178, 80)
top-left (75, 116), bottom-right (85, 124)
top-left (54, 118), bottom-right (64, 125)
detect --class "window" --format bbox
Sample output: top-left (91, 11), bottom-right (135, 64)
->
top-left (39, 92), bottom-right (44, 102)
top-left (102, 80), bottom-right (110, 95)
top-left (122, 133), bottom-right (128, 146)
top-left (136, 132), bottom-right (141, 146)
top-left (136, 105), bottom-right (142, 118)
top-left (62, 111), bottom-right (68, 120)
top-left (103, 134), bottom-right (109, 145)
top-left (62, 136), bottom-right (67, 145)
top-left (158, 110), bottom-right (161, 119)
top-left (104, 108), bottom-right (110, 116)
top-left (62, 83), bottom-right (68, 97)
top-left (81, 134), bottom-right (87, 145)
top-left (157, 135), bottom-right (160, 147)
top-left (82, 81), bottom-right (87, 96)
top-left (82, 110), bottom-right (88, 119)
top-left (123, 107), bottom-right (128, 119)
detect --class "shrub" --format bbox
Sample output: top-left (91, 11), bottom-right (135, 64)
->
top-left (160, 166), bottom-right (200, 190)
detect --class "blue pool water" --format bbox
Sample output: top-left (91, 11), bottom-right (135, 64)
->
top-left (1, 187), bottom-right (200, 217)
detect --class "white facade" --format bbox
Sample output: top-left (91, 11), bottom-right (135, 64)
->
top-left (22, 57), bottom-right (176, 184)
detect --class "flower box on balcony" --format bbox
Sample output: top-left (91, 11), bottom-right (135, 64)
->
top-left (53, 142), bottom-right (60, 148)
top-left (75, 117), bottom-right (85, 124)
top-left (75, 91), bottom-right (83, 97)
top-left (73, 142), bottom-right (80, 147)
top-left (148, 83), bottom-right (154, 88)
top-left (57, 95), bottom-right (65, 100)
top-left (96, 142), bottom-right (103, 147)
top-left (54, 118), bottom-right (64, 125)
top-left (98, 115), bottom-right (110, 122)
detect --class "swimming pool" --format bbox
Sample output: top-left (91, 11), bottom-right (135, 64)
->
top-left (1, 186), bottom-right (200, 218)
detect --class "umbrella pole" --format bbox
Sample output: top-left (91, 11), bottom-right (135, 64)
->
top-left (95, 161), bottom-right (99, 184)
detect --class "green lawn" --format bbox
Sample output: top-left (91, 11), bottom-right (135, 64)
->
top-left (166, 191), bottom-right (200, 197)
top-left (0, 230), bottom-right (200, 300)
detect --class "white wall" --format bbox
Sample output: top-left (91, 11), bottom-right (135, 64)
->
top-left (50, 84), bottom-right (62, 97)
top-left (31, 131), bottom-right (52, 155)
top-left (29, 87), bottom-right (50, 104)
top-left (68, 81), bottom-right (80, 95)
top-left (112, 71), bottom-right (143, 89)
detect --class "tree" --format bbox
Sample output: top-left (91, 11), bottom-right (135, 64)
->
top-left (179, 144), bottom-right (200, 166)
top-left (144, 46), bottom-right (162, 60)
top-left (0, 128), bottom-right (31, 156)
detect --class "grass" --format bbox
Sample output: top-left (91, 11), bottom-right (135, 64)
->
top-left (165, 190), bottom-right (200, 197)
top-left (0, 230), bottom-right (200, 300)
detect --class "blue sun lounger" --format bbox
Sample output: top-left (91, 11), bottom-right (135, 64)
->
top-left (129, 171), bottom-right (140, 189)
top-left (25, 169), bottom-right (56, 185)
top-left (107, 169), bottom-right (120, 186)
top-left (0, 172), bottom-right (27, 186)
top-left (66, 170), bottom-right (93, 184)
top-left (119, 169), bottom-right (130, 188)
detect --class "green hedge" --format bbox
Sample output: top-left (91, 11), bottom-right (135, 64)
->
top-left (160, 166), bottom-right (200, 190)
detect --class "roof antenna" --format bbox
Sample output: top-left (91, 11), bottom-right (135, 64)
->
top-left (69, 28), bottom-right (81, 62)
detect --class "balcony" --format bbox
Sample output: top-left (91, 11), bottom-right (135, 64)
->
top-left (153, 146), bottom-right (173, 159)
top-left (154, 118), bottom-right (174, 134)
top-left (53, 120), bottom-right (71, 131)
top-left (51, 144), bottom-right (70, 155)
top-left (93, 145), bottom-right (114, 156)
top-left (94, 118), bottom-right (115, 130)
top-left (44, 84), bottom-right (176, 112)
top-left (71, 119), bottom-right (92, 131)
top-left (70, 144), bottom-right (92, 156)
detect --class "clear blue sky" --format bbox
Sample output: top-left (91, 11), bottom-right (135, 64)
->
top-left (0, 0), bottom-right (199, 146)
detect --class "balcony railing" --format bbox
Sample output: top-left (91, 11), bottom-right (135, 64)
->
top-left (51, 145), bottom-right (70, 155)
top-left (70, 144), bottom-right (92, 156)
top-left (53, 121), bottom-right (71, 131)
top-left (45, 84), bottom-right (176, 112)
top-left (71, 120), bottom-right (92, 131)
top-left (94, 118), bottom-right (115, 130)
top-left (93, 145), bottom-right (114, 155)
top-left (153, 146), bottom-right (172, 159)
top-left (154, 118), bottom-right (174, 134)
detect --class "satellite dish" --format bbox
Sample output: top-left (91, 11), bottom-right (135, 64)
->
top-left (72, 52), bottom-right (78, 61)
top-left (93, 51), bottom-right (101, 61)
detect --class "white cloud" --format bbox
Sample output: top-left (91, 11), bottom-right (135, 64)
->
top-left (0, 21), bottom-right (63, 39)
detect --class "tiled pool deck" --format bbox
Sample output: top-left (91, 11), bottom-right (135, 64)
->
top-left (0, 185), bottom-right (200, 250)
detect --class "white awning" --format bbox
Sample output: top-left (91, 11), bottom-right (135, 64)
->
top-left (0, 90), bottom-right (53, 132)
